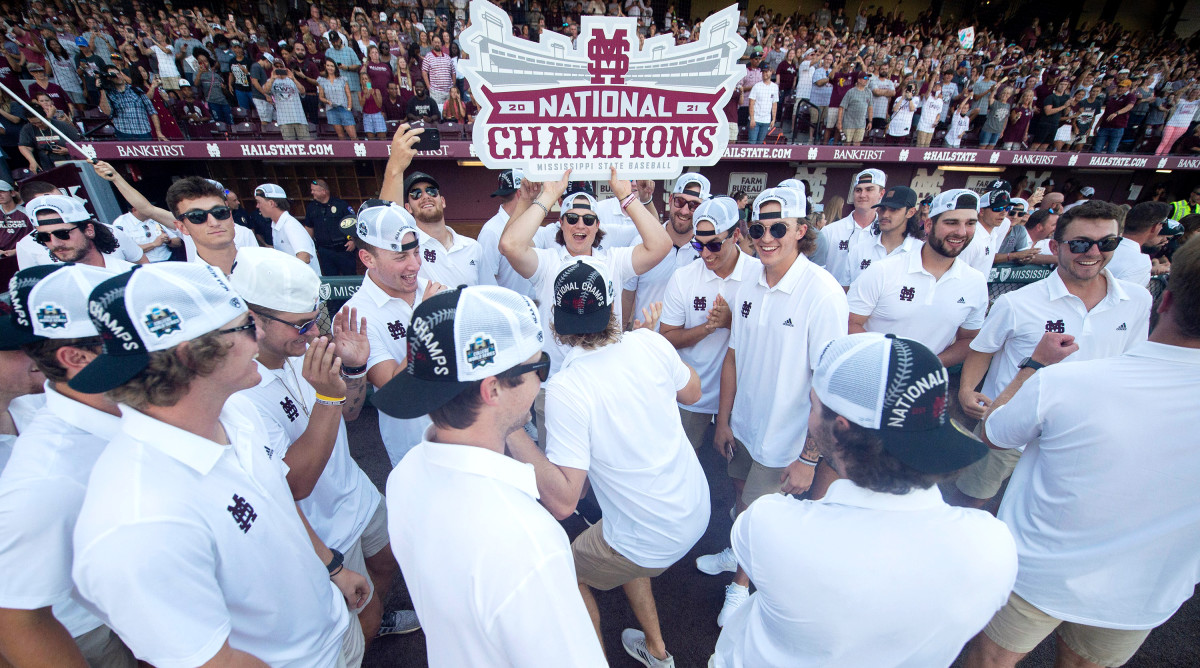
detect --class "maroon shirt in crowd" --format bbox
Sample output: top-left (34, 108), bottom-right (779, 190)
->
top-left (1100, 92), bottom-right (1137, 129)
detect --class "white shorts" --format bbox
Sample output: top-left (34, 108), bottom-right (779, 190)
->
top-left (1054, 125), bottom-right (1074, 143)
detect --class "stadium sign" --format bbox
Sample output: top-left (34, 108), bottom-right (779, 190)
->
top-left (457, 1), bottom-right (746, 180)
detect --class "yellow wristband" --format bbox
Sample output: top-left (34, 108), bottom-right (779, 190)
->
top-left (314, 393), bottom-right (347, 403)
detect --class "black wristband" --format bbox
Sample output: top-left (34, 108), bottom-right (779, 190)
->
top-left (340, 363), bottom-right (367, 376)
top-left (325, 548), bottom-right (344, 575)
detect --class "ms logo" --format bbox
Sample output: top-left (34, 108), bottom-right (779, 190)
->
top-left (899, 286), bottom-right (916, 302)
top-left (740, 301), bottom-right (752, 318)
top-left (280, 397), bottom-right (300, 422)
top-left (693, 296), bottom-right (707, 311)
top-left (1045, 319), bottom-right (1065, 333)
top-left (227, 494), bottom-right (257, 534)
top-left (587, 28), bottom-right (630, 84)
top-left (860, 259), bottom-right (871, 270)
top-left (838, 240), bottom-right (849, 251)
top-left (387, 320), bottom-right (407, 340)
top-left (423, 249), bottom-right (437, 263)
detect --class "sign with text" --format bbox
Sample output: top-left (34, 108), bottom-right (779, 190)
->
top-left (958, 27), bottom-right (975, 50)
top-left (727, 172), bottom-right (768, 198)
top-left (458, 1), bottom-right (746, 180)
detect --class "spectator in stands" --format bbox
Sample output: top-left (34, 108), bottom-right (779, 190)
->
top-left (172, 80), bottom-right (210, 133)
top-left (267, 65), bottom-right (310, 140)
top-left (325, 32), bottom-right (362, 112)
top-left (316, 58), bottom-right (355, 139)
top-left (0, 181), bottom-right (29, 286)
top-left (747, 65), bottom-right (777, 144)
top-left (25, 64), bottom-right (72, 119)
top-left (194, 52), bottom-right (234, 125)
top-left (441, 86), bottom-right (475, 125)
top-left (979, 86), bottom-right (1012, 149)
top-left (227, 41), bottom-right (255, 110)
top-left (97, 65), bottom-right (167, 141)
top-left (914, 82), bottom-right (943, 147)
top-left (837, 72), bottom-right (873, 146)
top-left (44, 40), bottom-right (83, 106)
top-left (1157, 87), bottom-right (1200, 155)
top-left (288, 42), bottom-right (321, 123)
top-left (249, 50), bottom-right (275, 123)
top-left (137, 29), bottom-right (181, 91)
top-left (359, 72), bottom-right (386, 139)
top-left (420, 35), bottom-right (454, 108)
top-left (1093, 78), bottom-right (1137, 153)
top-left (18, 104), bottom-right (80, 174)
top-left (74, 37), bottom-right (106, 107)
top-left (383, 82), bottom-right (408, 121)
top-left (406, 80), bottom-right (441, 124)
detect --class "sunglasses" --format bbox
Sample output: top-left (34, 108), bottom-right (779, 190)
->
top-left (408, 186), bottom-right (439, 200)
top-left (672, 195), bottom-right (702, 211)
top-left (501, 351), bottom-right (550, 382)
top-left (748, 222), bottom-right (790, 239)
top-left (691, 232), bottom-right (731, 253)
top-left (33, 224), bottom-right (80, 244)
top-left (1063, 236), bottom-right (1121, 254)
top-left (990, 205), bottom-right (1012, 213)
top-left (217, 316), bottom-right (257, 340)
top-left (1013, 209), bottom-right (1027, 216)
top-left (179, 205), bottom-right (233, 225)
top-left (252, 308), bottom-right (320, 335)
top-left (561, 212), bottom-right (598, 226)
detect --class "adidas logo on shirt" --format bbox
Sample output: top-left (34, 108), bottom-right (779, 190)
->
top-left (957, 297), bottom-right (966, 304)
top-left (782, 318), bottom-right (794, 327)
top-left (469, 260), bottom-right (476, 265)
top-left (1116, 322), bottom-right (1127, 331)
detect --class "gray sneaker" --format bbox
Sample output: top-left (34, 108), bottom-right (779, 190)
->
top-left (377, 610), bottom-right (421, 636)
top-left (621, 628), bottom-right (675, 667)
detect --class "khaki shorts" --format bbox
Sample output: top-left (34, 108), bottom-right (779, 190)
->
top-left (360, 495), bottom-right (390, 559)
top-left (824, 109), bottom-right (839, 129)
top-left (728, 122), bottom-right (739, 142)
top-left (955, 445), bottom-right (1022, 500)
top-left (679, 408), bottom-right (713, 450)
top-left (843, 127), bottom-right (865, 143)
top-left (281, 122), bottom-right (311, 140)
top-left (726, 438), bottom-right (785, 506)
top-left (984, 592), bottom-right (1152, 666)
top-left (74, 624), bottom-right (136, 668)
top-left (572, 520), bottom-right (667, 591)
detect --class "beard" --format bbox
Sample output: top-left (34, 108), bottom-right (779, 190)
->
top-left (928, 231), bottom-right (967, 258)
top-left (411, 202), bottom-right (444, 224)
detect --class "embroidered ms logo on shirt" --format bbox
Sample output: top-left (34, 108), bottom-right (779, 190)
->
top-left (899, 286), bottom-right (916, 302)
top-left (387, 320), bottom-right (407, 340)
top-left (1045, 319), bottom-right (1065, 333)
top-left (740, 301), bottom-right (752, 318)
top-left (693, 296), bottom-right (707, 311)
top-left (280, 397), bottom-right (300, 422)
top-left (423, 249), bottom-right (437, 263)
top-left (227, 494), bottom-right (257, 534)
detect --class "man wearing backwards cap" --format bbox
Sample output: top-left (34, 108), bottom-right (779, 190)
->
top-left (712, 332), bottom-right (1016, 667)
top-left (256, 183), bottom-right (322, 275)
top-left (848, 188), bottom-right (989, 367)
top-left (70, 263), bottom-right (371, 667)
top-left (623, 173), bottom-right (710, 330)
top-left (504, 258), bottom-right (706, 668)
top-left (699, 186), bottom-right (847, 627)
top-left (959, 189), bottom-right (1015, 277)
top-left (372, 285), bottom-right (606, 667)
top-left (23, 195), bottom-right (137, 272)
top-left (661, 196), bottom-right (761, 450)
top-left (343, 200), bottom-right (446, 465)
top-left (499, 168), bottom-right (671, 445)
top-left (231, 247), bottom-right (416, 640)
top-left (0, 265), bottom-right (138, 668)
top-left (476, 169), bottom-right (542, 297)
top-left (841, 185), bottom-right (921, 287)
top-left (819, 167), bottom-right (886, 285)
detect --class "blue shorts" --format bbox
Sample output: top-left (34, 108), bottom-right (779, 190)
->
top-left (363, 112), bottom-right (386, 133)
top-left (327, 105), bottom-right (355, 126)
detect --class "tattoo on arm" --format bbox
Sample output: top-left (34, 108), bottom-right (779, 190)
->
top-left (341, 376), bottom-right (367, 421)
top-left (800, 435), bottom-right (821, 462)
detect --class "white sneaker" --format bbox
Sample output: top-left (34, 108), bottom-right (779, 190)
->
top-left (621, 628), bottom-right (675, 667)
top-left (695, 546), bottom-right (737, 575)
top-left (716, 583), bottom-right (749, 627)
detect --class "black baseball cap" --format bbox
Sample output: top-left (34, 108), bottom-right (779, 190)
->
top-left (403, 171), bottom-right (439, 194)
top-left (491, 169), bottom-right (523, 198)
top-left (0, 267), bottom-right (59, 350)
top-left (552, 258), bottom-right (614, 336)
top-left (873, 186), bottom-right (918, 210)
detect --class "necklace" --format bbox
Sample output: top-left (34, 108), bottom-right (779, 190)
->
top-left (279, 359), bottom-right (310, 417)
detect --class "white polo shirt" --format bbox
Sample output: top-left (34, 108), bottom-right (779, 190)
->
top-left (272, 211), bottom-right (322, 275)
top-left (818, 212), bottom-right (875, 285)
top-left (595, 196), bottom-right (643, 247)
top-left (1105, 236), bottom-right (1151, 288)
top-left (729, 255), bottom-right (849, 468)
top-left (0, 393), bottom-right (45, 473)
top-left (960, 219), bottom-right (1011, 277)
top-left (847, 249), bottom-right (988, 355)
top-left (660, 251), bottom-right (761, 414)
top-left (236, 359), bottom-right (381, 553)
top-left (111, 211), bottom-right (178, 262)
top-left (970, 268), bottom-right (1150, 402)
top-left (182, 223), bottom-right (258, 264)
top-left (623, 232), bottom-right (699, 330)
top-left (16, 224), bottom-right (144, 269)
top-left (387, 439), bottom-right (607, 667)
top-left (986, 341), bottom-right (1200, 629)
top-left (476, 205), bottom-right (529, 296)
top-left (416, 225), bottom-right (483, 287)
top-left (545, 329), bottom-right (710, 568)
top-left (0, 385), bottom-right (115, 638)
top-left (529, 244), bottom-right (636, 377)
top-left (73, 397), bottom-right (349, 668)
top-left (842, 233), bottom-right (919, 287)
top-left (712, 484), bottom-right (1017, 667)
top-left (342, 270), bottom-right (433, 466)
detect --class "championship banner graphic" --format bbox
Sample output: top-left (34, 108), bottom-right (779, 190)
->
top-left (457, 2), bottom-right (746, 180)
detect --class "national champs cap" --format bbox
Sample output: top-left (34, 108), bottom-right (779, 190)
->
top-left (692, 197), bottom-right (741, 235)
top-left (552, 257), bottom-right (614, 335)
top-left (27, 195), bottom-right (92, 225)
top-left (979, 189), bottom-right (1012, 210)
top-left (371, 285), bottom-right (544, 419)
top-left (5, 264), bottom-right (115, 343)
top-left (854, 168), bottom-right (887, 188)
top-left (353, 200), bottom-right (420, 252)
top-left (873, 186), bottom-right (918, 210)
top-left (672, 173), bottom-right (712, 200)
top-left (491, 169), bottom-right (524, 197)
top-left (254, 183), bottom-right (286, 199)
top-left (561, 182), bottom-right (598, 211)
top-left (777, 178), bottom-right (807, 200)
top-left (69, 263), bottom-right (249, 394)
top-left (985, 178), bottom-right (1013, 193)
top-left (813, 332), bottom-right (986, 474)
top-left (229, 247), bottom-right (321, 313)
top-left (752, 187), bottom-right (807, 220)
top-left (928, 189), bottom-right (980, 218)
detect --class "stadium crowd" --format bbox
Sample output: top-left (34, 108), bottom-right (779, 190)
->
top-left (0, 117), bottom-right (1196, 667)
top-left (0, 0), bottom-right (1195, 161)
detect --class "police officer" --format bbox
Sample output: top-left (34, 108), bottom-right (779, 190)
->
top-left (305, 179), bottom-right (358, 276)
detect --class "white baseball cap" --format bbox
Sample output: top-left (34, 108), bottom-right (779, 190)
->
top-left (928, 189), bottom-right (980, 219)
top-left (372, 285), bottom-right (545, 419)
top-left (673, 173), bottom-right (712, 200)
top-left (752, 187), bottom-right (807, 220)
top-left (355, 200), bottom-right (419, 252)
top-left (853, 168), bottom-right (887, 188)
top-left (692, 196), bottom-right (741, 235)
top-left (254, 183), bottom-right (287, 199)
top-left (27, 194), bottom-right (92, 225)
top-left (230, 247), bottom-right (321, 313)
top-left (70, 263), bottom-right (249, 394)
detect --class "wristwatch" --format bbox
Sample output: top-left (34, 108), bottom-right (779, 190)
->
top-left (1018, 356), bottom-right (1045, 371)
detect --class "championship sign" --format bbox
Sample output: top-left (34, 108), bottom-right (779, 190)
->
top-left (458, 2), bottom-right (746, 180)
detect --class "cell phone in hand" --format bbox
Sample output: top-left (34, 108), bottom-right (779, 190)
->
top-left (414, 127), bottom-right (440, 151)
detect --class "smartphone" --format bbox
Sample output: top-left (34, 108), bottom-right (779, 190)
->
top-left (1033, 186), bottom-right (1046, 199)
top-left (274, 68), bottom-right (287, 76)
top-left (414, 127), bottom-right (441, 151)
top-left (365, 82), bottom-right (372, 89)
